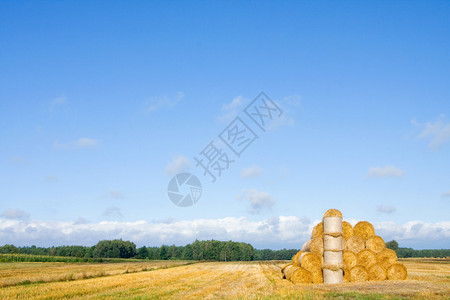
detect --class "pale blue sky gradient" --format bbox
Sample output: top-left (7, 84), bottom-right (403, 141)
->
top-left (1, 1), bottom-right (449, 249)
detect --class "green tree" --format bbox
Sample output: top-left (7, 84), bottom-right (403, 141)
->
top-left (386, 240), bottom-right (399, 252)
top-left (93, 239), bottom-right (136, 258)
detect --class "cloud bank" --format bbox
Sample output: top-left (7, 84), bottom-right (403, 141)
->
top-left (366, 166), bottom-right (404, 178)
top-left (1, 216), bottom-right (447, 249)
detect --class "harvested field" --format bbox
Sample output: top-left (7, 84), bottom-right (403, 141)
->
top-left (0, 258), bottom-right (448, 299)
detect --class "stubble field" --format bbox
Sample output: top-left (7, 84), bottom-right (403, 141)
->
top-left (0, 258), bottom-right (448, 299)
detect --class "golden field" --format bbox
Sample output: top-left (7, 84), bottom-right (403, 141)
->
top-left (0, 258), bottom-right (448, 299)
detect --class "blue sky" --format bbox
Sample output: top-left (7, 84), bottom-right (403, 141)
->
top-left (0, 1), bottom-right (449, 249)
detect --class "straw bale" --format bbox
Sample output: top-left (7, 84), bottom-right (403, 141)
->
top-left (344, 235), bottom-right (364, 253)
top-left (357, 249), bottom-right (377, 269)
top-left (353, 221), bottom-right (375, 241)
top-left (365, 235), bottom-right (385, 253)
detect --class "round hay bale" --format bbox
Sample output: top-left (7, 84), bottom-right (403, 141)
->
top-left (357, 249), bottom-right (377, 269)
top-left (311, 222), bottom-right (323, 239)
top-left (342, 221), bottom-right (353, 240)
top-left (387, 262), bottom-right (407, 280)
top-left (309, 237), bottom-right (324, 255)
top-left (290, 267), bottom-right (313, 284)
top-left (283, 265), bottom-right (296, 280)
top-left (343, 267), bottom-right (351, 282)
top-left (344, 235), bottom-right (365, 253)
top-left (299, 252), bottom-right (322, 273)
top-left (292, 251), bottom-right (303, 266)
top-left (324, 235), bottom-right (344, 251)
top-left (368, 264), bottom-right (387, 281)
top-left (323, 217), bottom-right (343, 234)
top-left (323, 268), bottom-right (343, 284)
top-left (323, 208), bottom-right (343, 218)
top-left (353, 221), bottom-right (375, 241)
top-left (324, 250), bottom-right (343, 265)
top-left (311, 269), bottom-right (323, 284)
top-left (376, 249), bottom-right (398, 270)
top-left (343, 250), bottom-right (358, 269)
top-left (302, 240), bottom-right (311, 252)
top-left (281, 263), bottom-right (293, 275)
top-left (349, 265), bottom-right (368, 282)
top-left (365, 235), bottom-right (385, 253)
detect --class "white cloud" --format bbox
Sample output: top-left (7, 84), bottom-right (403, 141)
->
top-left (51, 96), bottom-right (67, 106)
top-left (1, 209), bottom-right (30, 220)
top-left (373, 220), bottom-right (450, 248)
top-left (0, 216), bottom-right (447, 249)
top-left (102, 206), bottom-right (123, 217)
top-left (442, 191), bottom-right (450, 198)
top-left (146, 92), bottom-right (184, 112)
top-left (237, 189), bottom-right (275, 214)
top-left (240, 165), bottom-right (263, 178)
top-left (0, 216), bottom-right (310, 248)
top-left (415, 115), bottom-right (450, 149)
top-left (10, 156), bottom-right (25, 163)
top-left (165, 155), bottom-right (190, 175)
top-left (366, 166), bottom-right (404, 178)
top-left (107, 190), bottom-right (125, 199)
top-left (218, 96), bottom-right (248, 123)
top-left (53, 138), bottom-right (99, 149)
top-left (377, 205), bottom-right (396, 214)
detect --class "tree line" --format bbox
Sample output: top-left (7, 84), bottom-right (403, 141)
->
top-left (1, 239), bottom-right (448, 260)
top-left (385, 240), bottom-right (450, 258)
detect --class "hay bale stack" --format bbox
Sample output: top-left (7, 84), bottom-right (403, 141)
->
top-left (387, 262), bottom-right (407, 280)
top-left (353, 221), bottom-right (375, 241)
top-left (344, 235), bottom-right (365, 253)
top-left (368, 264), bottom-right (387, 281)
top-left (283, 209), bottom-right (407, 285)
top-left (376, 248), bottom-right (398, 270)
top-left (322, 209), bottom-right (343, 284)
top-left (342, 221), bottom-right (353, 240)
top-left (348, 265), bottom-right (368, 282)
top-left (357, 249), bottom-right (377, 269)
top-left (343, 250), bottom-right (358, 270)
top-left (365, 235), bottom-right (385, 253)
